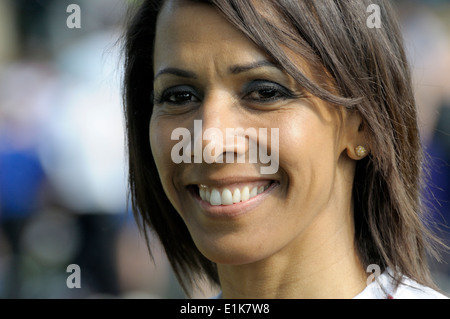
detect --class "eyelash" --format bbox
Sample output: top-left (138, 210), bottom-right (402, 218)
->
top-left (154, 80), bottom-right (298, 107)
top-left (154, 85), bottom-right (201, 105)
top-left (242, 80), bottom-right (298, 103)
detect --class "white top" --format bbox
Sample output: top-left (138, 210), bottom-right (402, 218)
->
top-left (354, 270), bottom-right (448, 299)
top-left (212, 270), bottom-right (449, 299)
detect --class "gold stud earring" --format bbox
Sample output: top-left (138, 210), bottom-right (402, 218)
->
top-left (355, 145), bottom-right (368, 157)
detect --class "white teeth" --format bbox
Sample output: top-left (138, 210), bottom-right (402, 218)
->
top-left (210, 189), bottom-right (221, 206)
top-left (221, 189), bottom-right (233, 205)
top-left (250, 187), bottom-right (258, 198)
top-left (199, 187), bottom-right (206, 201)
top-left (241, 186), bottom-right (250, 202)
top-left (198, 183), bottom-right (272, 206)
top-left (232, 189), bottom-right (241, 204)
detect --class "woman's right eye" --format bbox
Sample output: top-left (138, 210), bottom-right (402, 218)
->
top-left (156, 86), bottom-right (201, 105)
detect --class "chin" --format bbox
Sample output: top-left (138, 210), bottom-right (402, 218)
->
top-left (191, 230), bottom-right (276, 266)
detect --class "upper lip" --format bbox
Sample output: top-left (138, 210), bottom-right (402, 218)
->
top-left (186, 176), bottom-right (276, 187)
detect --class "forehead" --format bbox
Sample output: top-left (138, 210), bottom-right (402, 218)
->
top-left (157, 1), bottom-right (233, 37)
top-left (154, 1), bottom-right (268, 71)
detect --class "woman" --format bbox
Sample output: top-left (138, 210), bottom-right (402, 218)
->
top-left (122, 0), bottom-right (448, 298)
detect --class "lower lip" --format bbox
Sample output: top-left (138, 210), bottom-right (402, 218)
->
top-left (191, 182), bottom-right (280, 218)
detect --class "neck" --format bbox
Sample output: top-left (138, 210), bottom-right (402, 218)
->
top-left (217, 201), bottom-right (367, 299)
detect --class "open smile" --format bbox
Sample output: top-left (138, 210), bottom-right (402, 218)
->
top-left (187, 180), bottom-right (280, 218)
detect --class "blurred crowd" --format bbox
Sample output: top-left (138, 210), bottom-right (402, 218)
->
top-left (0, 0), bottom-right (449, 298)
top-left (0, 0), bottom-right (198, 299)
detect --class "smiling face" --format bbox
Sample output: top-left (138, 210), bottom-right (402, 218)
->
top-left (150, 0), bottom-right (363, 265)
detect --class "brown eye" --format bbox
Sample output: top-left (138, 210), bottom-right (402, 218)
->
top-left (246, 88), bottom-right (281, 100)
top-left (243, 80), bottom-right (296, 104)
top-left (158, 85), bottom-right (201, 105)
top-left (168, 92), bottom-right (197, 103)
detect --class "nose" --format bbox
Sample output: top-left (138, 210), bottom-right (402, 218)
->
top-left (192, 90), bottom-right (249, 164)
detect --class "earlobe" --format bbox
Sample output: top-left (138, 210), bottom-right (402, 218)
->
top-left (355, 145), bottom-right (368, 158)
top-left (343, 111), bottom-right (369, 160)
top-left (347, 145), bottom-right (369, 160)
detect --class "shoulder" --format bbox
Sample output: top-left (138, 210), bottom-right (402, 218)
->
top-left (393, 276), bottom-right (448, 299)
top-left (354, 269), bottom-right (449, 299)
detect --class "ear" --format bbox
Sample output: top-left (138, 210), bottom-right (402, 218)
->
top-left (342, 110), bottom-right (370, 160)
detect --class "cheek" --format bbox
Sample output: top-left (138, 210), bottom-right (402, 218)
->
top-left (149, 117), bottom-right (170, 166)
top-left (278, 114), bottom-right (337, 202)
top-left (149, 117), bottom-right (180, 198)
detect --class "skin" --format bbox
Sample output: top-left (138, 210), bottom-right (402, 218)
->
top-left (150, 0), bottom-right (369, 298)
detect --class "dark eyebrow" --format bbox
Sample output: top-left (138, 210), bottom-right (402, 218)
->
top-left (154, 60), bottom-right (280, 81)
top-left (154, 68), bottom-right (197, 81)
top-left (229, 60), bottom-right (280, 74)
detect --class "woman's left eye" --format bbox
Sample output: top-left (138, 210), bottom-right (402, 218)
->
top-left (242, 80), bottom-right (295, 103)
top-left (246, 88), bottom-right (282, 100)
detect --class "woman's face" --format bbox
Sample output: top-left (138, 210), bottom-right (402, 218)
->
top-left (151, 0), bottom-right (361, 265)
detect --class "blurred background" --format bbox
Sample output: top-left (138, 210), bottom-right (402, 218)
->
top-left (0, 0), bottom-right (449, 299)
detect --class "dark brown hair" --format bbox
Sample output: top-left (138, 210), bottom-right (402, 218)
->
top-left (122, 0), bottom-right (444, 295)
